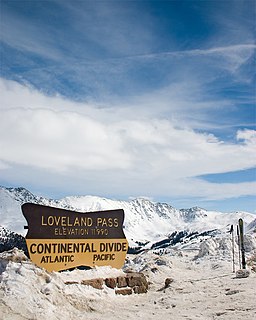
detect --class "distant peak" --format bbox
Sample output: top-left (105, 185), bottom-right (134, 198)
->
top-left (131, 197), bottom-right (153, 203)
top-left (180, 206), bottom-right (206, 212)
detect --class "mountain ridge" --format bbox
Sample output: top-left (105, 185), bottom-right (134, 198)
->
top-left (0, 186), bottom-right (255, 248)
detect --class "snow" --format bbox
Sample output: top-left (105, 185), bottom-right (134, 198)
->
top-left (0, 187), bottom-right (27, 234)
top-left (246, 218), bottom-right (256, 234)
top-left (0, 186), bottom-right (255, 245)
top-left (1, 247), bottom-right (256, 320)
top-left (1, 186), bottom-right (256, 319)
top-left (60, 266), bottom-right (125, 283)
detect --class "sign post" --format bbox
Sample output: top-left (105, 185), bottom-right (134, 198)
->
top-left (22, 203), bottom-right (128, 272)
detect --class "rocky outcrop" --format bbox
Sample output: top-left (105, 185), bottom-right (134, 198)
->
top-left (105, 277), bottom-right (117, 289)
top-left (115, 288), bottom-right (133, 295)
top-left (81, 278), bottom-right (104, 289)
top-left (77, 272), bottom-right (149, 295)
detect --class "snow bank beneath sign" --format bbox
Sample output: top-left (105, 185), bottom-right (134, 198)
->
top-left (60, 265), bottom-right (125, 283)
top-left (1, 245), bottom-right (256, 320)
top-left (0, 249), bottom-right (125, 320)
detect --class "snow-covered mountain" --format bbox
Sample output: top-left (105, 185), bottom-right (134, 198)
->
top-left (1, 186), bottom-right (255, 248)
top-left (0, 226), bottom-right (28, 255)
top-left (246, 218), bottom-right (256, 234)
top-left (0, 186), bottom-right (74, 237)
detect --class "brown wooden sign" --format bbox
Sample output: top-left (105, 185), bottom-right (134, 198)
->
top-left (22, 203), bottom-right (128, 272)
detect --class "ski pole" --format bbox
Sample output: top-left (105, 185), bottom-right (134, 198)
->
top-left (237, 225), bottom-right (241, 269)
top-left (229, 225), bottom-right (235, 273)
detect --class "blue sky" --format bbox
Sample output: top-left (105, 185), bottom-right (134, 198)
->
top-left (0, 0), bottom-right (255, 212)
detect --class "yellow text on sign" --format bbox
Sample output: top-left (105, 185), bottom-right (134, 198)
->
top-left (26, 238), bottom-right (128, 272)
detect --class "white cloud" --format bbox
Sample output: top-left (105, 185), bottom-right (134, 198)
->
top-left (0, 78), bottom-right (255, 202)
top-left (237, 129), bottom-right (256, 144)
top-left (0, 82), bottom-right (131, 172)
top-left (146, 177), bottom-right (256, 201)
top-left (0, 160), bottom-right (9, 170)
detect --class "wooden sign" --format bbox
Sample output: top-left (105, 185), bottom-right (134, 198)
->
top-left (22, 203), bottom-right (128, 272)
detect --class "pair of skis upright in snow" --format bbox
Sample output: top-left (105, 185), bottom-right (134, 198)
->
top-left (230, 218), bottom-right (246, 273)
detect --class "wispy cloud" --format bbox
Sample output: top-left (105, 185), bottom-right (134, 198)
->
top-left (2, 0), bottom-right (254, 101)
top-left (117, 43), bottom-right (255, 61)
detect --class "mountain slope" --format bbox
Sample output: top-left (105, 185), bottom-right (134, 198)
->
top-left (0, 226), bottom-right (28, 255)
top-left (246, 218), bottom-right (256, 234)
top-left (0, 186), bottom-right (255, 247)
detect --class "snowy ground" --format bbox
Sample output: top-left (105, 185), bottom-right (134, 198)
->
top-left (1, 248), bottom-right (256, 320)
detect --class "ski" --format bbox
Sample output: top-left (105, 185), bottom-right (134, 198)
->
top-left (238, 218), bottom-right (246, 269)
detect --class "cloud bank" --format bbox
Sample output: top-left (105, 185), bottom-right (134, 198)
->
top-left (0, 78), bottom-right (255, 203)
